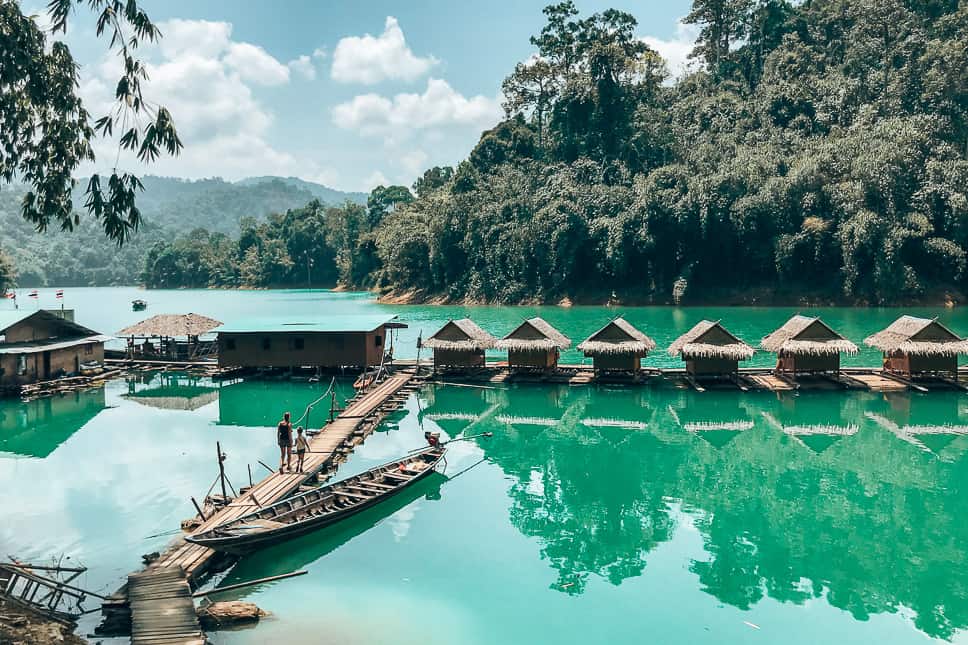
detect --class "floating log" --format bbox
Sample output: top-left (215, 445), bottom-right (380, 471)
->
top-left (197, 601), bottom-right (267, 630)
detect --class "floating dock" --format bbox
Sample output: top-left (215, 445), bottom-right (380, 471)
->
top-left (127, 567), bottom-right (203, 645)
top-left (102, 369), bottom-right (420, 640)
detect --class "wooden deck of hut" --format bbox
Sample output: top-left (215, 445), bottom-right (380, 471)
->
top-left (496, 317), bottom-right (570, 371)
top-left (422, 319), bottom-right (495, 371)
top-left (117, 314), bottom-right (222, 362)
top-left (577, 317), bottom-right (655, 377)
top-left (667, 320), bottom-right (755, 389)
top-left (760, 315), bottom-right (858, 383)
top-left (864, 316), bottom-right (968, 385)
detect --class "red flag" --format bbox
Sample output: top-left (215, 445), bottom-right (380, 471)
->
top-left (3, 292), bottom-right (14, 299)
top-left (28, 290), bottom-right (38, 298)
top-left (56, 290), bottom-right (64, 299)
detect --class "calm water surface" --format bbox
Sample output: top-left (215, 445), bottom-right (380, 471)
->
top-left (1, 289), bottom-right (967, 644)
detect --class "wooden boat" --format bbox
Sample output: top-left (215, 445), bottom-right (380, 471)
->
top-left (132, 299), bottom-right (147, 311)
top-left (185, 446), bottom-right (445, 554)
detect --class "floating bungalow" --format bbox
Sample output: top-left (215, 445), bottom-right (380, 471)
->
top-left (216, 314), bottom-right (407, 370)
top-left (760, 315), bottom-right (858, 375)
top-left (577, 317), bottom-right (655, 374)
top-left (864, 316), bottom-right (968, 379)
top-left (422, 318), bottom-right (496, 369)
top-left (495, 317), bottom-right (571, 370)
top-left (0, 310), bottom-right (109, 388)
top-left (667, 320), bottom-right (755, 381)
top-left (118, 313), bottom-right (223, 361)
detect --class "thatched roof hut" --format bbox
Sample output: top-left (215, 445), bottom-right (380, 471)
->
top-left (496, 317), bottom-right (570, 369)
top-left (864, 315), bottom-right (967, 378)
top-left (761, 315), bottom-right (857, 374)
top-left (423, 319), bottom-right (496, 351)
top-left (578, 317), bottom-right (655, 373)
top-left (667, 320), bottom-right (755, 360)
top-left (117, 313), bottom-right (223, 338)
top-left (423, 319), bottom-right (496, 369)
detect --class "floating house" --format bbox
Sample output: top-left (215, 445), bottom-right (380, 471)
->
top-left (216, 314), bottom-right (407, 369)
top-left (495, 317), bottom-right (570, 370)
top-left (422, 318), bottom-right (496, 369)
top-left (667, 320), bottom-right (755, 378)
top-left (0, 310), bottom-right (109, 387)
top-left (864, 316), bottom-right (968, 378)
top-left (118, 313), bottom-right (223, 360)
top-left (760, 315), bottom-right (858, 375)
top-left (577, 317), bottom-right (655, 374)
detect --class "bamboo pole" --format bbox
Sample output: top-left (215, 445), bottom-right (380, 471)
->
top-left (191, 570), bottom-right (307, 598)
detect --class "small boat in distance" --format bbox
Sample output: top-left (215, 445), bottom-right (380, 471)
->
top-left (132, 299), bottom-right (147, 311)
top-left (186, 446), bottom-right (445, 554)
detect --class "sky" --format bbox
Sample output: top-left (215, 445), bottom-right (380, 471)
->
top-left (35, 0), bottom-right (696, 193)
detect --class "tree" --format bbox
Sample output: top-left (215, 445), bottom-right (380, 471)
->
top-left (366, 185), bottom-right (415, 226)
top-left (0, 247), bottom-right (16, 295)
top-left (412, 166), bottom-right (455, 198)
top-left (683, 0), bottom-right (753, 74)
top-left (1, 0), bottom-right (182, 244)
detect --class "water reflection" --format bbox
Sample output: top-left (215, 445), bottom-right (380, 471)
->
top-left (424, 383), bottom-right (968, 639)
top-left (0, 388), bottom-right (106, 458)
top-left (124, 373), bottom-right (219, 411)
top-left (217, 378), bottom-right (355, 428)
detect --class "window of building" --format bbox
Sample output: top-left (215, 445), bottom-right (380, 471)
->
top-left (0, 334), bottom-right (5, 343)
top-left (374, 335), bottom-right (383, 347)
top-left (85, 344), bottom-right (93, 355)
top-left (262, 337), bottom-right (271, 351)
top-left (290, 337), bottom-right (305, 351)
top-left (17, 356), bottom-right (27, 375)
top-left (225, 338), bottom-right (237, 351)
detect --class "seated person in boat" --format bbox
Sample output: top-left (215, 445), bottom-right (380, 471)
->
top-left (277, 412), bottom-right (293, 473)
top-left (294, 427), bottom-right (309, 473)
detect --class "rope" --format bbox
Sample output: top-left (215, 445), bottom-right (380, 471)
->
top-left (293, 376), bottom-right (336, 426)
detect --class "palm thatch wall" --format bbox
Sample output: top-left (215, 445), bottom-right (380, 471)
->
top-left (495, 317), bottom-right (571, 351)
top-left (864, 315), bottom-right (968, 356)
top-left (577, 317), bottom-right (656, 355)
top-left (667, 320), bottom-right (755, 361)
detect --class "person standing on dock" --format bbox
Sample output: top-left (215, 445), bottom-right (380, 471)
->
top-left (277, 412), bottom-right (293, 473)
top-left (294, 427), bottom-right (309, 473)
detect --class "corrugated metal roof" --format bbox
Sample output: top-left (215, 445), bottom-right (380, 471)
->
top-left (216, 314), bottom-right (404, 334)
top-left (0, 334), bottom-right (112, 354)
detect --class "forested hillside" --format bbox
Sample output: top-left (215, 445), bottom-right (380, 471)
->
top-left (0, 177), bottom-right (365, 287)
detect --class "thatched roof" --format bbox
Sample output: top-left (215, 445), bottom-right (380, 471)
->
top-left (864, 315), bottom-right (968, 356)
top-left (495, 317), bottom-right (571, 351)
top-left (760, 315), bottom-right (858, 356)
top-left (422, 318), bottom-right (496, 351)
top-left (117, 313), bottom-right (223, 338)
top-left (577, 317), bottom-right (656, 355)
top-left (667, 320), bottom-right (755, 360)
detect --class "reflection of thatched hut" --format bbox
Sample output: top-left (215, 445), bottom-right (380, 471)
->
top-left (496, 318), bottom-right (570, 370)
top-left (667, 320), bottom-right (754, 378)
top-left (761, 315), bottom-right (858, 375)
top-left (577, 317), bottom-right (655, 373)
top-left (864, 316), bottom-right (968, 378)
top-left (422, 319), bottom-right (496, 369)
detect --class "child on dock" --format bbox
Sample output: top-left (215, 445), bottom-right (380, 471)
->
top-left (295, 427), bottom-right (309, 473)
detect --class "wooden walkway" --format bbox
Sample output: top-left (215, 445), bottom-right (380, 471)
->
top-left (150, 370), bottom-right (416, 581)
top-left (128, 567), bottom-right (203, 645)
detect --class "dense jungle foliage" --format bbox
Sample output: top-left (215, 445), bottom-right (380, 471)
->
top-left (142, 0), bottom-right (968, 303)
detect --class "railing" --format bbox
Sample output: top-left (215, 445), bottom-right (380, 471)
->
top-left (0, 562), bottom-right (103, 624)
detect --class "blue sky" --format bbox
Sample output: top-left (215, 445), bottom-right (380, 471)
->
top-left (50, 0), bottom-right (695, 192)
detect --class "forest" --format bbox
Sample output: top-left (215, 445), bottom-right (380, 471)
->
top-left (8, 0), bottom-right (968, 305)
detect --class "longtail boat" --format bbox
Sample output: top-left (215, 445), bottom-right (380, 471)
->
top-left (185, 446), bottom-right (445, 554)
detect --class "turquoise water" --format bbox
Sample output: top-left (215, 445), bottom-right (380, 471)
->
top-left (1, 289), bottom-right (967, 643)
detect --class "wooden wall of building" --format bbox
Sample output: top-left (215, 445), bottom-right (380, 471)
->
top-left (0, 342), bottom-right (103, 386)
top-left (433, 349), bottom-right (485, 368)
top-left (883, 353), bottom-right (958, 376)
top-left (686, 358), bottom-right (739, 376)
top-left (591, 353), bottom-right (641, 372)
top-left (777, 354), bottom-right (840, 373)
top-left (508, 348), bottom-right (558, 369)
top-left (217, 329), bottom-right (387, 368)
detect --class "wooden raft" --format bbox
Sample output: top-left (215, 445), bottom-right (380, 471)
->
top-left (149, 371), bottom-right (416, 581)
top-left (128, 567), bottom-right (204, 645)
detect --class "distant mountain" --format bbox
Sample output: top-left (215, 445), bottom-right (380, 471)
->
top-left (236, 176), bottom-right (368, 206)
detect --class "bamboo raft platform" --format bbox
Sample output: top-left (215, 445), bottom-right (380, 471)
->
top-left (127, 567), bottom-right (203, 645)
top-left (102, 369), bottom-right (420, 639)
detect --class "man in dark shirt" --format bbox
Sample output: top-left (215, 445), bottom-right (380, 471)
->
top-left (277, 411), bottom-right (293, 473)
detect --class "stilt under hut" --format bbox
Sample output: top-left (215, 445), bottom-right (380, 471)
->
top-left (864, 315), bottom-right (968, 382)
top-left (667, 320), bottom-right (755, 388)
top-left (577, 317), bottom-right (655, 376)
top-left (496, 317), bottom-right (571, 371)
top-left (760, 315), bottom-right (858, 376)
top-left (422, 318), bottom-right (496, 372)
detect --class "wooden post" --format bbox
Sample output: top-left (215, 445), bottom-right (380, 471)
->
top-left (191, 497), bottom-right (207, 521)
top-left (247, 464), bottom-right (253, 487)
top-left (217, 441), bottom-right (227, 501)
top-left (329, 389), bottom-right (336, 424)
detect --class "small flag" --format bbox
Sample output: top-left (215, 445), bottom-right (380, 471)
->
top-left (3, 292), bottom-right (14, 299)
top-left (56, 290), bottom-right (64, 299)
top-left (28, 290), bottom-right (38, 299)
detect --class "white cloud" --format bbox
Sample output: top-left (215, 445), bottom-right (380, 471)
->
top-left (642, 19), bottom-right (700, 81)
top-left (288, 54), bottom-right (316, 80)
top-left (332, 78), bottom-right (501, 137)
top-left (312, 47), bottom-right (327, 60)
top-left (158, 18), bottom-right (232, 59)
top-left (224, 42), bottom-right (290, 85)
top-left (331, 16), bottom-right (438, 85)
top-left (363, 170), bottom-right (390, 190)
top-left (400, 149), bottom-right (428, 176)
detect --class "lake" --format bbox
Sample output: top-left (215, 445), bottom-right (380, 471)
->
top-left (1, 288), bottom-right (968, 644)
